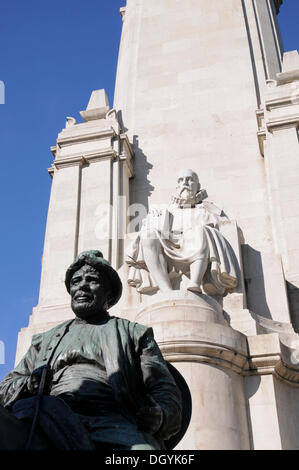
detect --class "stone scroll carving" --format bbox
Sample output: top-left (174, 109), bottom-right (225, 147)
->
top-left (125, 169), bottom-right (238, 297)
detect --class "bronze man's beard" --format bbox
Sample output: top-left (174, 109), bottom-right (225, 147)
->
top-left (71, 297), bottom-right (107, 319)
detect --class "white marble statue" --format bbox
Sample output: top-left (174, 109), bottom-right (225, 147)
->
top-left (126, 169), bottom-right (238, 297)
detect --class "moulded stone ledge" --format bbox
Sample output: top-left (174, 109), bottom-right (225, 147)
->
top-left (275, 360), bottom-right (299, 387)
top-left (266, 114), bottom-right (299, 131)
top-left (139, 310), bottom-right (249, 374)
top-left (247, 332), bottom-right (299, 385)
top-left (276, 70), bottom-right (299, 86)
top-left (136, 291), bottom-right (226, 325)
top-left (52, 150), bottom-right (117, 170)
top-left (56, 128), bottom-right (115, 147)
top-left (159, 339), bottom-right (249, 374)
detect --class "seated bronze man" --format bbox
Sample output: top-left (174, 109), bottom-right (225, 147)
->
top-left (0, 250), bottom-right (183, 450)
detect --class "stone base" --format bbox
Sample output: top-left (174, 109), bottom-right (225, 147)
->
top-left (135, 290), bottom-right (251, 449)
top-left (136, 290), bottom-right (227, 326)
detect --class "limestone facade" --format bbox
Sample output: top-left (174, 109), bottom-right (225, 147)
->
top-left (15, 89), bottom-right (134, 361)
top-left (15, 0), bottom-right (299, 449)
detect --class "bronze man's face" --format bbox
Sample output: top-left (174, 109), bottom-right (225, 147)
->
top-left (70, 265), bottom-right (108, 320)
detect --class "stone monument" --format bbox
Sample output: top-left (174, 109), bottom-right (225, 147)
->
top-left (14, 0), bottom-right (299, 449)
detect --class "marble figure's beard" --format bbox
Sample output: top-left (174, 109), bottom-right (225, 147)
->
top-left (171, 185), bottom-right (208, 207)
top-left (172, 186), bottom-right (198, 207)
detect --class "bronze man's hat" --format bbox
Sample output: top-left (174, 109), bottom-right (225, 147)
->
top-left (65, 250), bottom-right (123, 309)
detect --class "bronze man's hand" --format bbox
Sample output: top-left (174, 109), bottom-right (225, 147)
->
top-left (27, 366), bottom-right (53, 395)
top-left (136, 395), bottom-right (164, 435)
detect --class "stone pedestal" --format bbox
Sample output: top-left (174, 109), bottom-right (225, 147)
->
top-left (15, 89), bottom-right (134, 364)
top-left (136, 291), bottom-right (227, 326)
top-left (136, 291), bottom-right (250, 450)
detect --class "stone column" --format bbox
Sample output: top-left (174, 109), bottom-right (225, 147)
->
top-left (136, 292), bottom-right (251, 450)
top-left (38, 159), bottom-right (82, 313)
top-left (259, 51), bottom-right (299, 331)
top-left (15, 90), bottom-right (134, 363)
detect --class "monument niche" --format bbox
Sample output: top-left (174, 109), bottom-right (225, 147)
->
top-left (0, 251), bottom-right (187, 450)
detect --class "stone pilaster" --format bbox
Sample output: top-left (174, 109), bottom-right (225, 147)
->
top-left (15, 89), bottom-right (134, 363)
top-left (258, 51), bottom-right (299, 332)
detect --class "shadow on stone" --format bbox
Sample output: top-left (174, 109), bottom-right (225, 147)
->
top-left (242, 244), bottom-right (272, 322)
top-left (286, 281), bottom-right (299, 334)
top-left (130, 135), bottom-right (154, 219)
top-left (244, 375), bottom-right (262, 450)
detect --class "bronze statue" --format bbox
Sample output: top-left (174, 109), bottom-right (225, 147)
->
top-left (0, 251), bottom-right (186, 450)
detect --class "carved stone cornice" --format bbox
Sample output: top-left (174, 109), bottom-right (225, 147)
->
top-left (120, 6), bottom-right (126, 21)
top-left (257, 68), bottom-right (299, 154)
top-left (56, 128), bottom-right (115, 147)
top-left (160, 326), bottom-right (298, 386)
top-left (119, 133), bottom-right (134, 178)
top-left (160, 340), bottom-right (249, 375)
top-left (246, 332), bottom-right (299, 386)
top-left (120, 154), bottom-right (134, 178)
top-left (136, 293), bottom-right (249, 375)
top-left (276, 69), bottom-right (299, 86)
top-left (266, 114), bottom-right (299, 131)
top-left (275, 360), bottom-right (299, 387)
top-left (247, 352), bottom-right (281, 376)
top-left (135, 294), bottom-right (299, 385)
top-left (257, 130), bottom-right (266, 157)
top-left (120, 133), bottom-right (134, 159)
top-left (48, 166), bottom-right (54, 178)
top-left (52, 149), bottom-right (117, 170)
top-left (83, 148), bottom-right (116, 163)
top-left (50, 146), bottom-right (57, 158)
top-left (265, 95), bottom-right (299, 111)
top-left (256, 109), bottom-right (266, 157)
top-left (53, 155), bottom-right (86, 170)
top-left (250, 311), bottom-right (295, 335)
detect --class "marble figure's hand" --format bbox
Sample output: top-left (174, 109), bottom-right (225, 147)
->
top-left (136, 395), bottom-right (163, 434)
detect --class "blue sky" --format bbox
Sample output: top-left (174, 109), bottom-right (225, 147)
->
top-left (0, 0), bottom-right (125, 380)
top-left (0, 0), bottom-right (298, 381)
